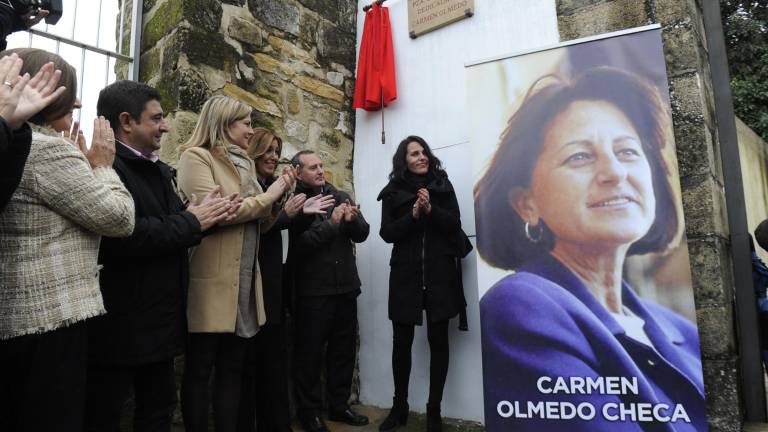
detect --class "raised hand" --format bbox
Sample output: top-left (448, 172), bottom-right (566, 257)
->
top-left (303, 194), bottom-right (335, 215)
top-left (0, 54), bottom-right (26, 127)
top-left (62, 120), bottom-right (87, 155)
top-left (284, 193), bottom-right (306, 218)
top-left (86, 116), bottom-right (116, 168)
top-left (266, 175), bottom-right (289, 201)
top-left (11, 62), bottom-right (66, 129)
top-left (330, 203), bottom-right (346, 225)
top-left (343, 199), bottom-right (358, 222)
top-left (281, 165), bottom-right (297, 190)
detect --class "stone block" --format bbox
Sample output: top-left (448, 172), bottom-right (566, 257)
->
top-left (702, 359), bottom-right (741, 432)
top-left (249, 0), bottom-right (300, 36)
top-left (184, 0), bottom-right (223, 34)
top-left (681, 175), bottom-right (728, 237)
top-left (249, 53), bottom-right (295, 78)
top-left (299, 9), bottom-right (320, 46)
top-left (686, 236), bottom-right (733, 306)
top-left (177, 69), bottom-right (211, 112)
top-left (696, 305), bottom-right (735, 359)
top-left (669, 73), bottom-right (705, 123)
top-left (139, 47), bottom-right (161, 82)
top-left (296, 0), bottom-right (338, 23)
top-left (181, 30), bottom-right (240, 73)
top-left (286, 87), bottom-right (302, 114)
top-left (654, 0), bottom-right (690, 25)
top-left (326, 71), bottom-right (344, 87)
top-left (557, 0), bottom-right (649, 41)
top-left (268, 36), bottom-right (319, 66)
top-left (228, 15), bottom-right (263, 47)
top-left (224, 82), bottom-right (284, 118)
top-left (285, 119), bottom-right (309, 141)
top-left (293, 75), bottom-right (345, 104)
top-left (254, 72), bottom-right (285, 104)
top-left (142, 0), bottom-right (183, 50)
top-left (662, 25), bottom-right (699, 77)
top-left (142, 0), bottom-right (222, 51)
top-left (673, 119), bottom-right (714, 179)
top-left (317, 21), bottom-right (356, 67)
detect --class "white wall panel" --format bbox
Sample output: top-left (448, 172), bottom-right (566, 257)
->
top-left (353, 0), bottom-right (559, 422)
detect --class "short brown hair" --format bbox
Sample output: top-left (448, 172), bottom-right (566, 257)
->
top-left (474, 66), bottom-right (681, 270)
top-left (1, 48), bottom-right (77, 125)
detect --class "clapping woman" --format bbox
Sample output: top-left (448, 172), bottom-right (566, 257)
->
top-left (377, 136), bottom-right (467, 432)
top-left (237, 128), bottom-right (333, 432)
top-left (0, 48), bottom-right (135, 431)
top-left (177, 96), bottom-right (293, 432)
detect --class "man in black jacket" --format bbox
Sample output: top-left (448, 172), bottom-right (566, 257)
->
top-left (289, 150), bottom-right (370, 432)
top-left (84, 81), bottom-right (236, 431)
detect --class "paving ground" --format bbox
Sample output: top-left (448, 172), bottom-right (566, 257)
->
top-left (169, 404), bottom-right (768, 431)
top-left (170, 404), bottom-right (484, 432)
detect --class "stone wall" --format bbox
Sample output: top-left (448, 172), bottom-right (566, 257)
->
top-left (557, 1), bottom-right (740, 431)
top-left (139, 0), bottom-right (358, 195)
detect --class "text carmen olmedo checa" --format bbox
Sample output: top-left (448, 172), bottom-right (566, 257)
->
top-left (495, 376), bottom-right (691, 423)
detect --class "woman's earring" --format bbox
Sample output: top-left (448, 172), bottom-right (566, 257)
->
top-left (525, 221), bottom-right (543, 244)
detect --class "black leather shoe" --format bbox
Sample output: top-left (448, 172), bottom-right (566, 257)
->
top-left (300, 415), bottom-right (329, 432)
top-left (328, 407), bottom-right (370, 426)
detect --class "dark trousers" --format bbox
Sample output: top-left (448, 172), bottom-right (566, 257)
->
top-left (84, 358), bottom-right (176, 432)
top-left (392, 319), bottom-right (449, 406)
top-left (293, 294), bottom-right (357, 418)
top-left (182, 333), bottom-right (249, 432)
top-left (0, 321), bottom-right (88, 432)
top-left (237, 323), bottom-right (291, 432)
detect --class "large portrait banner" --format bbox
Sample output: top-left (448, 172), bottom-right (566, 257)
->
top-left (468, 26), bottom-right (708, 431)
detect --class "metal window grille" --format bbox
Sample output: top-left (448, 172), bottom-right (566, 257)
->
top-left (4, 0), bottom-right (143, 131)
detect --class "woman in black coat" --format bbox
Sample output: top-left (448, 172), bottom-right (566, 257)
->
top-left (377, 135), bottom-right (466, 432)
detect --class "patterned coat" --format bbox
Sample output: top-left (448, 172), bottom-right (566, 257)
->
top-left (0, 128), bottom-right (135, 340)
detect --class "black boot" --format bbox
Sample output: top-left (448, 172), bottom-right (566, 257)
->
top-left (379, 398), bottom-right (408, 432)
top-left (426, 403), bottom-right (442, 432)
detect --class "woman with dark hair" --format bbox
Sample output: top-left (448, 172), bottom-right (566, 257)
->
top-left (474, 67), bottom-right (705, 431)
top-left (377, 135), bottom-right (467, 432)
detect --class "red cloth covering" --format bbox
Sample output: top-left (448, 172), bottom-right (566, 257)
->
top-left (353, 3), bottom-right (397, 111)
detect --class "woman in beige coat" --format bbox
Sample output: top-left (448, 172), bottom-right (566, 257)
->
top-left (177, 95), bottom-right (293, 432)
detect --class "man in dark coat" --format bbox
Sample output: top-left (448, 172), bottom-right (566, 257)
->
top-left (84, 81), bottom-right (235, 431)
top-left (289, 150), bottom-right (370, 432)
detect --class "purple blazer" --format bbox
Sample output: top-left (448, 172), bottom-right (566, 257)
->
top-left (480, 254), bottom-right (706, 431)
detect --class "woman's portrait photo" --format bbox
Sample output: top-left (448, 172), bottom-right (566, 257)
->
top-left (468, 28), bottom-right (707, 431)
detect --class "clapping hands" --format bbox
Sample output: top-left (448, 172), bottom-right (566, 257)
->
top-left (283, 193), bottom-right (335, 218)
top-left (186, 185), bottom-right (242, 231)
top-left (330, 199), bottom-right (359, 225)
top-left (412, 188), bottom-right (431, 219)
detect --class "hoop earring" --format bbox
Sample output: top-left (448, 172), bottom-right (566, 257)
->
top-left (525, 222), bottom-right (543, 244)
